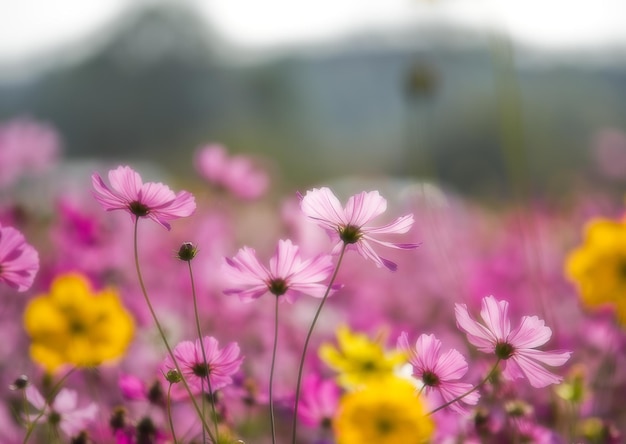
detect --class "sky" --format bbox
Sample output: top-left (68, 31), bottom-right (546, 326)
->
top-left (1, 0), bottom-right (625, 65)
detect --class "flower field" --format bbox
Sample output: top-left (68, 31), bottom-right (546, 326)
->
top-left (0, 116), bottom-right (624, 443)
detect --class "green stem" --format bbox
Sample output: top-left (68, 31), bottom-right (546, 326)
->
top-left (187, 261), bottom-right (212, 444)
top-left (427, 359), bottom-right (501, 415)
top-left (132, 219), bottom-right (215, 442)
top-left (291, 243), bottom-right (347, 444)
top-left (167, 383), bottom-right (178, 444)
top-left (206, 377), bottom-right (220, 441)
top-left (22, 368), bottom-right (76, 444)
top-left (269, 295), bottom-right (280, 444)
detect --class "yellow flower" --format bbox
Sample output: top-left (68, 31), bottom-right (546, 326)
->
top-left (565, 219), bottom-right (626, 325)
top-left (334, 376), bottom-right (434, 444)
top-left (24, 273), bottom-right (135, 372)
top-left (319, 325), bottom-right (406, 389)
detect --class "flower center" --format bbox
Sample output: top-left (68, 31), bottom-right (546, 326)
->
top-left (375, 417), bottom-right (394, 435)
top-left (192, 363), bottom-right (211, 378)
top-left (48, 411), bottom-right (61, 426)
top-left (268, 278), bottom-right (288, 296)
top-left (495, 342), bottom-right (515, 360)
top-left (422, 370), bottom-right (440, 387)
top-left (128, 201), bottom-right (150, 217)
top-left (339, 224), bottom-right (362, 244)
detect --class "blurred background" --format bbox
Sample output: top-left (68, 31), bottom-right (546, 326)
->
top-left (2, 0), bottom-right (626, 200)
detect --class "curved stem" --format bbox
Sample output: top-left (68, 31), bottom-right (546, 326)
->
top-left (132, 220), bottom-right (215, 442)
top-left (22, 368), bottom-right (76, 444)
top-left (206, 377), bottom-right (220, 441)
top-left (291, 243), bottom-right (347, 444)
top-left (188, 261), bottom-right (210, 444)
top-left (167, 383), bottom-right (178, 444)
top-left (427, 359), bottom-right (501, 416)
top-left (269, 295), bottom-right (280, 444)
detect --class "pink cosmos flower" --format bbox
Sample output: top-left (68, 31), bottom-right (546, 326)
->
top-left (222, 239), bottom-right (334, 303)
top-left (397, 332), bottom-right (478, 414)
top-left (25, 385), bottom-right (98, 437)
top-left (163, 336), bottom-right (243, 393)
top-left (297, 374), bottom-right (340, 428)
top-left (455, 296), bottom-right (571, 388)
top-left (299, 187), bottom-right (418, 271)
top-left (0, 116), bottom-right (61, 188)
top-left (0, 224), bottom-right (39, 292)
top-left (195, 144), bottom-right (269, 200)
top-left (91, 165), bottom-right (196, 230)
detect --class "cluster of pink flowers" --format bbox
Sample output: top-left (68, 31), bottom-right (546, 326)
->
top-left (1, 118), bottom-right (620, 444)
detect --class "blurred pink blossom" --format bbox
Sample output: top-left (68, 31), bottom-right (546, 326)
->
top-left (195, 144), bottom-right (269, 200)
top-left (0, 117), bottom-right (61, 188)
top-left (397, 332), bottom-right (478, 414)
top-left (92, 165), bottom-right (196, 230)
top-left (163, 336), bottom-right (243, 393)
top-left (297, 374), bottom-right (339, 428)
top-left (222, 239), bottom-right (334, 303)
top-left (299, 187), bottom-right (418, 271)
top-left (0, 224), bottom-right (39, 292)
top-left (455, 296), bottom-right (571, 388)
top-left (25, 385), bottom-right (98, 438)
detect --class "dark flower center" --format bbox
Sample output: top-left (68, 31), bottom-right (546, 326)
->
top-left (422, 370), bottom-right (440, 387)
top-left (147, 381), bottom-right (164, 405)
top-left (339, 224), bottom-right (362, 244)
top-left (495, 342), bottom-right (515, 360)
top-left (192, 363), bottom-right (211, 378)
top-left (376, 417), bottom-right (394, 435)
top-left (48, 411), bottom-right (62, 426)
top-left (360, 360), bottom-right (376, 372)
top-left (128, 201), bottom-right (150, 217)
top-left (268, 278), bottom-right (288, 296)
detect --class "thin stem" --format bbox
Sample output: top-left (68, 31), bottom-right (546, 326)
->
top-left (188, 261), bottom-right (210, 444)
top-left (268, 295), bottom-right (280, 444)
top-left (167, 383), bottom-right (179, 444)
top-left (22, 368), bottom-right (76, 444)
top-left (427, 359), bottom-right (501, 416)
top-left (206, 377), bottom-right (220, 441)
top-left (132, 219), bottom-right (215, 442)
top-left (291, 243), bottom-right (347, 444)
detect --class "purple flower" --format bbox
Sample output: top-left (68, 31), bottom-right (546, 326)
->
top-left (297, 374), bottom-right (340, 428)
top-left (163, 336), bottom-right (243, 392)
top-left (299, 187), bottom-right (418, 271)
top-left (0, 117), bottom-right (61, 188)
top-left (195, 144), bottom-right (269, 200)
top-left (397, 332), bottom-right (478, 414)
top-left (455, 296), bottom-right (571, 388)
top-left (91, 165), bottom-right (196, 230)
top-left (0, 224), bottom-right (39, 292)
top-left (222, 239), bottom-right (334, 303)
top-left (25, 385), bottom-right (98, 437)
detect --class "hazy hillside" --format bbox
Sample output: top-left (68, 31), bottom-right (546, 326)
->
top-left (2, 4), bottom-right (626, 197)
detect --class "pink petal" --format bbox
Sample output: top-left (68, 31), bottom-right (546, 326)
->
top-left (300, 187), bottom-right (347, 230)
top-left (479, 296), bottom-right (511, 340)
top-left (52, 389), bottom-right (78, 413)
top-left (455, 303), bottom-right (497, 351)
top-left (434, 348), bottom-right (469, 381)
top-left (269, 239), bottom-right (299, 277)
top-left (510, 354), bottom-right (564, 388)
top-left (344, 191), bottom-right (387, 226)
top-left (25, 386), bottom-right (46, 411)
top-left (108, 166), bottom-right (143, 202)
top-left (518, 348), bottom-right (571, 367)
top-left (507, 316), bottom-right (552, 349)
top-left (363, 214), bottom-right (415, 235)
